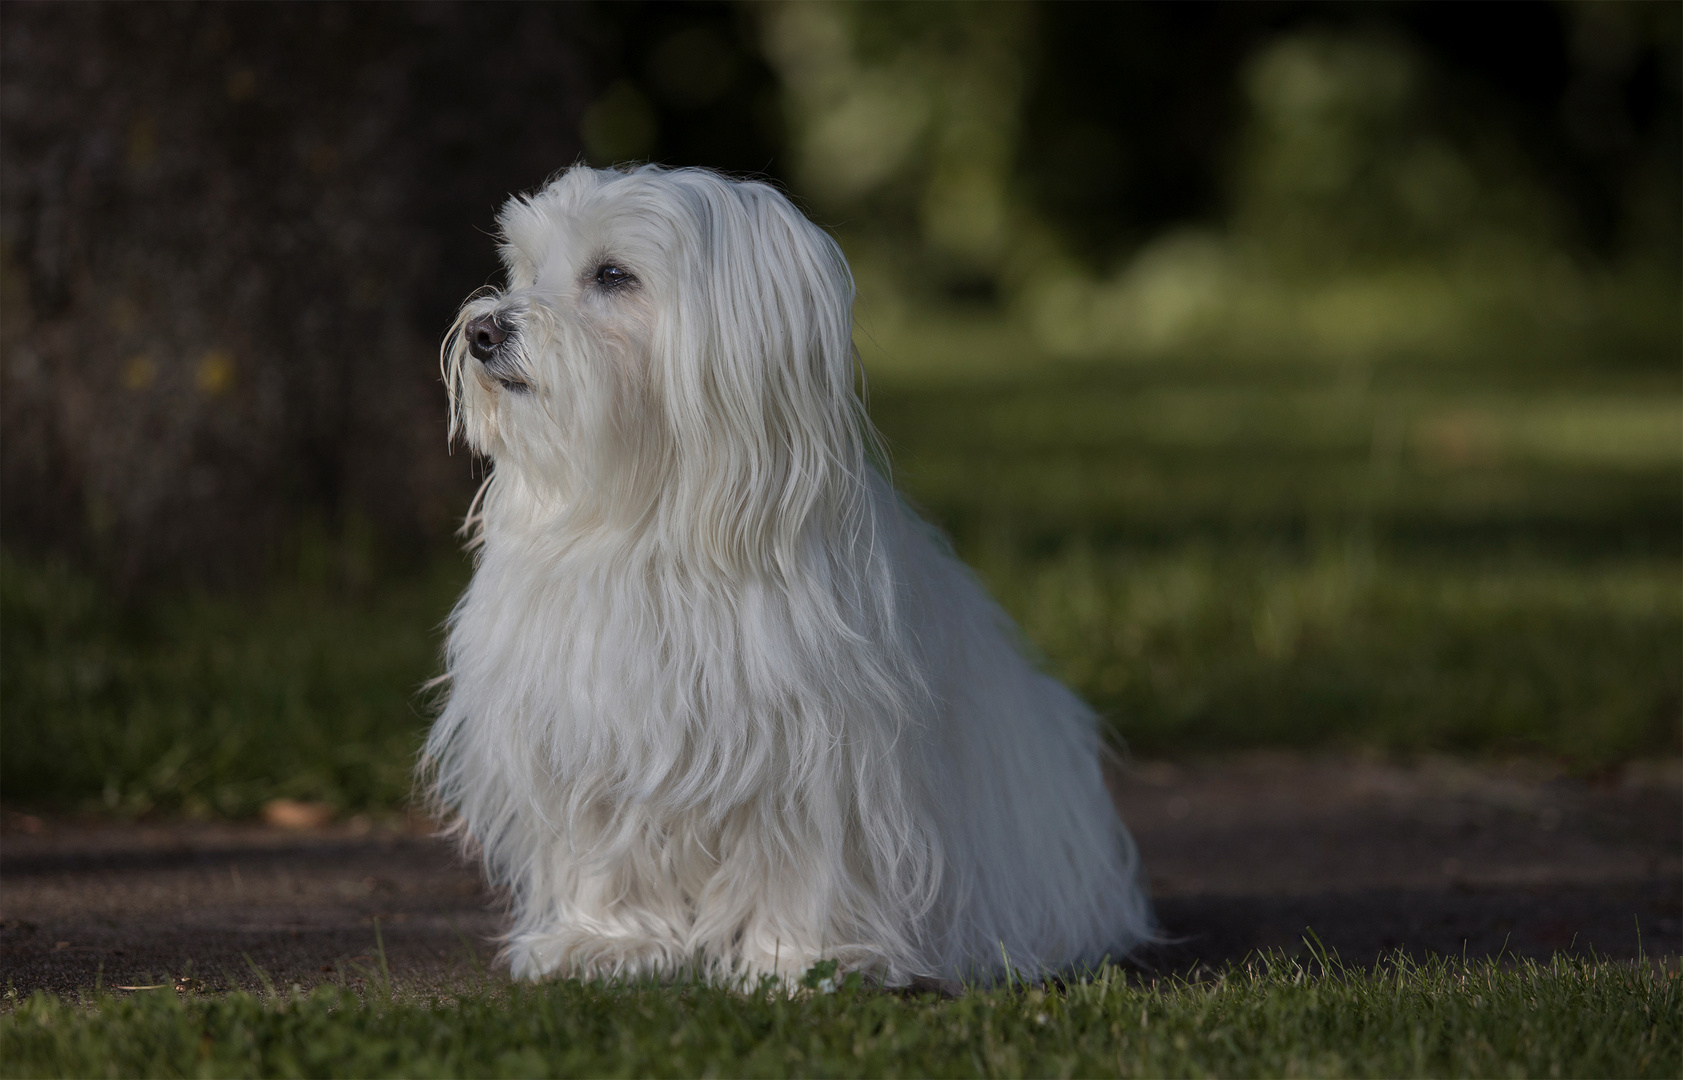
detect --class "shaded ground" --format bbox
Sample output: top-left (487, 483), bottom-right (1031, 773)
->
top-left (1117, 755), bottom-right (1679, 974)
top-left (2, 755), bottom-right (1677, 999)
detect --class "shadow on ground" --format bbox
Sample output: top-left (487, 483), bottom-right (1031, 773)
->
top-left (2, 755), bottom-right (1677, 998)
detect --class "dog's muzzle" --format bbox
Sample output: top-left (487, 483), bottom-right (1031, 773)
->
top-left (465, 313), bottom-right (528, 392)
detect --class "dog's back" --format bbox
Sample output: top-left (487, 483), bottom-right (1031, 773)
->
top-left (873, 474), bottom-right (1154, 980)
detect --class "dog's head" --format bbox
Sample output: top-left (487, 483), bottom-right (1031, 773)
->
top-left (445, 165), bottom-right (871, 556)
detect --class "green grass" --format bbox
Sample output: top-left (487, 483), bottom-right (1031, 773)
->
top-left (3, 953), bottom-right (1676, 1078)
top-left (2, 306), bottom-right (1678, 815)
top-left (992, 546), bottom-right (1679, 761)
top-left (0, 547), bottom-right (467, 817)
top-left (864, 337), bottom-right (1681, 765)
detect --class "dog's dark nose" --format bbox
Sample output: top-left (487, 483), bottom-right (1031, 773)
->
top-left (466, 315), bottom-right (509, 361)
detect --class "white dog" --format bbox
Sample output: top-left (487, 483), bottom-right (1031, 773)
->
top-left (426, 164), bottom-right (1152, 986)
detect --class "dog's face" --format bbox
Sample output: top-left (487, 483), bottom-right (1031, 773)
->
top-left (444, 166), bottom-right (866, 550)
top-left (445, 167), bottom-right (666, 493)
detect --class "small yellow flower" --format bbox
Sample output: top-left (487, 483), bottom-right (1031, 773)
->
top-left (196, 350), bottom-right (235, 396)
top-left (123, 355), bottom-right (156, 390)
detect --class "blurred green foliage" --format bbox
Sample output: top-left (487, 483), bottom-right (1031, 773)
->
top-left (746, 3), bottom-right (1676, 306)
top-left (2, 2), bottom-right (1677, 814)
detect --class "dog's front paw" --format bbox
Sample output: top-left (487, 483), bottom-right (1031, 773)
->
top-left (508, 927), bottom-right (687, 983)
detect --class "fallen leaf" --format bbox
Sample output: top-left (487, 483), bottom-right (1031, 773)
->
top-left (261, 799), bottom-right (334, 829)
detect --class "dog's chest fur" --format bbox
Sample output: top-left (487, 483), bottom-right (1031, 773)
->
top-left (445, 495), bottom-right (925, 817)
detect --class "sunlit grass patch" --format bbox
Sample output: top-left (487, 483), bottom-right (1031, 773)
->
top-left (871, 369), bottom-right (1680, 555)
top-left (855, 327), bottom-right (1681, 765)
top-left (2, 953), bottom-right (1675, 1078)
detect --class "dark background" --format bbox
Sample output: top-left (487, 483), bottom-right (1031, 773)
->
top-left (3, 1), bottom-right (1674, 589)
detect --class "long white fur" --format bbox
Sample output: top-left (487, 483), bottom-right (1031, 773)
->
top-left (426, 164), bottom-right (1153, 986)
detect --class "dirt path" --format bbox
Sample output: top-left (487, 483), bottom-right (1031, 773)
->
top-left (3, 755), bottom-right (1677, 997)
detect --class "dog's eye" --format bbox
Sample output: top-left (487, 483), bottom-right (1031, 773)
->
top-left (594, 264), bottom-right (635, 289)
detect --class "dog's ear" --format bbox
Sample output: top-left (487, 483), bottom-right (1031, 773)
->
top-left (657, 174), bottom-right (871, 571)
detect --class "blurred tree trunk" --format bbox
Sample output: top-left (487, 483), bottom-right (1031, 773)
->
top-left (0, 2), bottom-right (593, 588)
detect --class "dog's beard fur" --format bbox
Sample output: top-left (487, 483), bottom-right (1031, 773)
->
top-left (427, 165), bottom-right (1153, 986)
